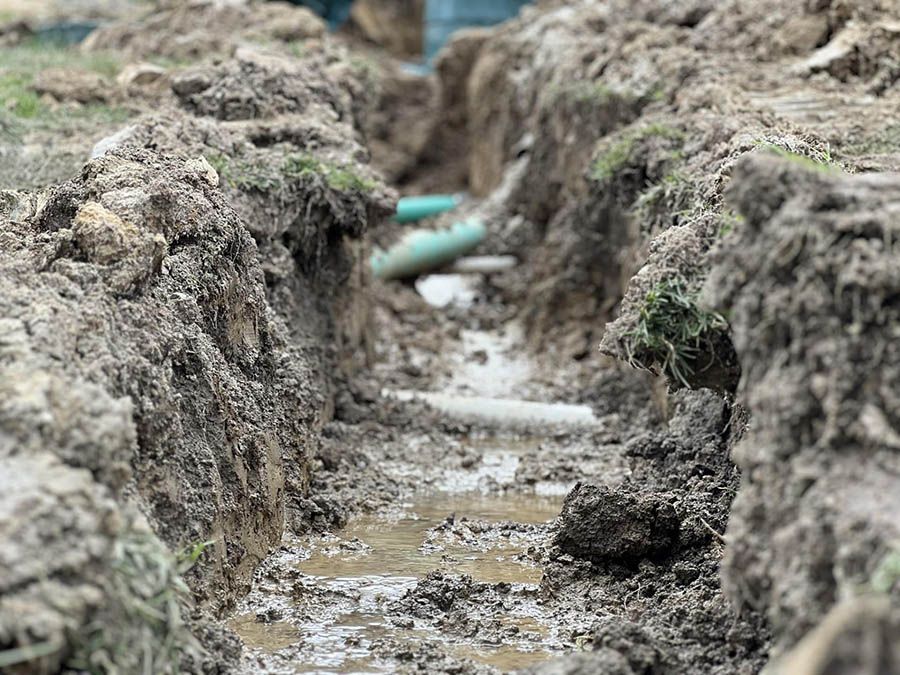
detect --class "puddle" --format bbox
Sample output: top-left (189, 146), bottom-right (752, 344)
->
top-left (230, 614), bottom-right (300, 652)
top-left (299, 492), bottom-right (562, 588)
top-left (231, 490), bottom-right (565, 673)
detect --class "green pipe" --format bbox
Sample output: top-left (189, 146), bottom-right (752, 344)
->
top-left (393, 194), bottom-right (463, 223)
top-left (371, 220), bottom-right (487, 280)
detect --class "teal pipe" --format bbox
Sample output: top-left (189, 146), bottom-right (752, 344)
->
top-left (372, 220), bottom-right (487, 280)
top-left (393, 194), bottom-right (463, 223)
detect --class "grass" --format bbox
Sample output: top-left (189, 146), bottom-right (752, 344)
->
top-left (65, 530), bottom-right (207, 675)
top-left (0, 40), bottom-right (123, 122)
top-left (592, 123), bottom-right (685, 182)
top-left (283, 154), bottom-right (376, 192)
top-left (208, 150), bottom-right (376, 194)
top-left (634, 169), bottom-right (697, 233)
top-left (552, 81), bottom-right (620, 106)
top-left (625, 277), bottom-right (729, 387)
top-left (871, 547), bottom-right (900, 594)
top-left (2, 40), bottom-right (121, 78)
top-left (754, 140), bottom-right (839, 172)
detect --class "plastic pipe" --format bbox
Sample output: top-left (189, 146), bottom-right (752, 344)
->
top-left (448, 255), bottom-right (517, 274)
top-left (371, 220), bottom-right (487, 280)
top-left (393, 194), bottom-right (464, 223)
top-left (386, 390), bottom-right (601, 429)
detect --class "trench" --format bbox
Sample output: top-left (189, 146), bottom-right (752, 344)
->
top-left (227, 274), bottom-right (608, 673)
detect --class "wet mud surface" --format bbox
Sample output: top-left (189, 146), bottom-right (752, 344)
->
top-left (226, 269), bottom-right (762, 674)
top-left (2, 1), bottom-right (899, 673)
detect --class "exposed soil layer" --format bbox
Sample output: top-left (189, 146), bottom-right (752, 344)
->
top-left (1, 0), bottom-right (899, 673)
top-left (707, 156), bottom-right (900, 661)
top-left (1, 148), bottom-right (312, 671)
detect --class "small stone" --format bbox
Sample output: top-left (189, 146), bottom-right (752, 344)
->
top-left (185, 156), bottom-right (220, 188)
top-left (116, 62), bottom-right (168, 89)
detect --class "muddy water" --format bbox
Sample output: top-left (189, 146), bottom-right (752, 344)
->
top-left (229, 276), bottom-right (584, 673)
top-left (230, 461), bottom-right (568, 673)
top-left (230, 438), bottom-right (566, 673)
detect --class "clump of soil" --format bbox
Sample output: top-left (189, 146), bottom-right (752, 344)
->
top-left (705, 155), bottom-right (900, 658)
top-left (536, 388), bottom-right (769, 675)
top-left (82, 0), bottom-right (326, 62)
top-left (554, 484), bottom-right (679, 564)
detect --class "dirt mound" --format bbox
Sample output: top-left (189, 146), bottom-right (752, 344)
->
top-left (347, 0), bottom-right (424, 60)
top-left (0, 147), bottom-right (318, 668)
top-left (704, 155), bottom-right (900, 655)
top-left (539, 387), bottom-right (769, 674)
top-left (93, 44), bottom-right (394, 416)
top-left (82, 0), bottom-right (326, 62)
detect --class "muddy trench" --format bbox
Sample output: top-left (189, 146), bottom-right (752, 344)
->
top-left (1, 1), bottom-right (899, 675)
top-left (228, 276), bottom-right (616, 673)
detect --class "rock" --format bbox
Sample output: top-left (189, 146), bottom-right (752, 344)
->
top-left (32, 67), bottom-right (110, 104)
top-left (554, 483), bottom-right (679, 564)
top-left (90, 124), bottom-right (139, 159)
top-left (116, 62), bottom-right (168, 90)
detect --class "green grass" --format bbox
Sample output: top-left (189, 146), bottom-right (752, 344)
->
top-left (625, 277), bottom-right (729, 387)
top-left (716, 209), bottom-right (743, 237)
top-left (208, 150), bottom-right (376, 194)
top-left (0, 40), bottom-right (123, 121)
top-left (2, 40), bottom-right (121, 78)
top-left (634, 169), bottom-right (696, 232)
top-left (592, 123), bottom-right (685, 182)
top-left (871, 547), bottom-right (900, 594)
top-left (283, 154), bottom-right (376, 192)
top-left (0, 73), bottom-right (43, 118)
top-left (754, 140), bottom-right (839, 172)
top-left (553, 81), bottom-right (619, 105)
top-left (66, 530), bottom-right (206, 675)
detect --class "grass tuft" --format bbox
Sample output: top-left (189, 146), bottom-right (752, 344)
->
top-left (66, 530), bottom-right (206, 675)
top-left (625, 277), bottom-right (729, 387)
top-left (754, 140), bottom-right (838, 172)
top-left (207, 150), bottom-right (376, 194)
top-left (871, 547), bottom-right (900, 594)
top-left (592, 123), bottom-right (685, 182)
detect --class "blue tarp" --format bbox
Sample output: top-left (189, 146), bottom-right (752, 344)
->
top-left (286, 0), bottom-right (353, 29)
top-left (424, 0), bottom-right (531, 60)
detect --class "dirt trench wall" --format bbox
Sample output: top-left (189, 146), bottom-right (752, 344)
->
top-left (703, 156), bottom-right (900, 661)
top-left (86, 39), bottom-right (395, 411)
top-left (0, 148), bottom-right (315, 669)
top-left (421, 0), bottom-right (900, 666)
top-left (430, 0), bottom-right (899, 370)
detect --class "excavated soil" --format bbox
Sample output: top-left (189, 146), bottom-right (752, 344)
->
top-left (1, 0), bottom-right (899, 674)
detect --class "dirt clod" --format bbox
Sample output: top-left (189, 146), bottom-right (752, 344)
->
top-left (555, 484), bottom-right (679, 565)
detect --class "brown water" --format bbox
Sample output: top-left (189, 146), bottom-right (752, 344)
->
top-left (299, 493), bottom-right (561, 584)
top-left (230, 489), bottom-right (565, 673)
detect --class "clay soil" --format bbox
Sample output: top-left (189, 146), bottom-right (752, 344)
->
top-left (0, 1), bottom-right (898, 675)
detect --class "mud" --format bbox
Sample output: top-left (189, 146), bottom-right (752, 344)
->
top-left (1, 0), bottom-right (899, 673)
